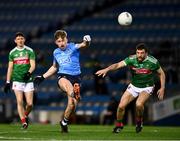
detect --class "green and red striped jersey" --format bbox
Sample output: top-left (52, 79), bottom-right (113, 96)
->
top-left (123, 55), bottom-right (160, 88)
top-left (9, 46), bottom-right (35, 82)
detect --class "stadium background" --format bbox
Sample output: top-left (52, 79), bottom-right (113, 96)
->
top-left (0, 0), bottom-right (179, 127)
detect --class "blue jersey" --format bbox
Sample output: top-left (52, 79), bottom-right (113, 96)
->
top-left (53, 43), bottom-right (81, 75)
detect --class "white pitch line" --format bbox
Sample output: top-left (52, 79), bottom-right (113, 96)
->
top-left (0, 136), bottom-right (32, 140)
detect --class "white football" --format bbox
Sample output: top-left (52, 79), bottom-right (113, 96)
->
top-left (118, 12), bottom-right (132, 26)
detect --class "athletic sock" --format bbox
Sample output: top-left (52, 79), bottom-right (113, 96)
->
top-left (21, 118), bottom-right (26, 124)
top-left (116, 120), bottom-right (124, 127)
top-left (61, 117), bottom-right (69, 126)
top-left (24, 111), bottom-right (28, 117)
top-left (136, 117), bottom-right (143, 125)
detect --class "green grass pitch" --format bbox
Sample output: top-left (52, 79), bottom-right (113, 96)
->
top-left (0, 124), bottom-right (179, 140)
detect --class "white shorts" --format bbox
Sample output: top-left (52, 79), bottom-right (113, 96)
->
top-left (126, 83), bottom-right (154, 98)
top-left (12, 81), bottom-right (34, 92)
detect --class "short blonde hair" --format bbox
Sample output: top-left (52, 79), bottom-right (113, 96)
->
top-left (54, 30), bottom-right (67, 40)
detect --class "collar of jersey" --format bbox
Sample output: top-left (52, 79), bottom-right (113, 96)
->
top-left (143, 56), bottom-right (148, 62)
top-left (15, 46), bottom-right (26, 51)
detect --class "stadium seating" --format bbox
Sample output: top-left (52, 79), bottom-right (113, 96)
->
top-left (0, 0), bottom-right (179, 124)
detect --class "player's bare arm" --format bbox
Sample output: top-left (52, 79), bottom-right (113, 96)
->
top-left (95, 60), bottom-right (126, 77)
top-left (28, 59), bottom-right (35, 74)
top-left (77, 35), bottom-right (91, 49)
top-left (6, 61), bottom-right (13, 82)
top-left (43, 63), bottom-right (57, 79)
top-left (34, 64), bottom-right (57, 86)
top-left (156, 67), bottom-right (166, 100)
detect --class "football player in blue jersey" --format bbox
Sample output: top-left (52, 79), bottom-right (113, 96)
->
top-left (34, 30), bottom-right (91, 133)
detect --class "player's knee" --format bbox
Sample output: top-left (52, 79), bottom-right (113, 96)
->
top-left (67, 90), bottom-right (74, 97)
top-left (118, 105), bottom-right (126, 111)
top-left (73, 83), bottom-right (80, 94)
top-left (27, 104), bottom-right (33, 109)
top-left (136, 102), bottom-right (143, 109)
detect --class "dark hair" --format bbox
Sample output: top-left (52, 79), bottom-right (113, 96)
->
top-left (15, 32), bottom-right (25, 38)
top-left (136, 43), bottom-right (148, 53)
top-left (54, 30), bottom-right (67, 40)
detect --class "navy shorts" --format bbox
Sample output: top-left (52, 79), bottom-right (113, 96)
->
top-left (57, 73), bottom-right (81, 85)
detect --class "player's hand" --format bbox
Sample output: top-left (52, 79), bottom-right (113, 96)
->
top-left (83, 35), bottom-right (91, 42)
top-left (95, 68), bottom-right (108, 78)
top-left (4, 82), bottom-right (11, 94)
top-left (34, 75), bottom-right (45, 85)
top-left (23, 72), bottom-right (32, 81)
top-left (157, 87), bottom-right (165, 100)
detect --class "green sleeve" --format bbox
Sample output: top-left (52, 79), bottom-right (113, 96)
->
top-left (29, 50), bottom-right (35, 60)
top-left (124, 57), bottom-right (132, 66)
top-left (9, 53), bottom-right (13, 62)
top-left (155, 60), bottom-right (160, 70)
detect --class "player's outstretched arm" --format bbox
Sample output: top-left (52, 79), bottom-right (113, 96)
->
top-left (95, 61), bottom-right (126, 77)
top-left (34, 64), bottom-right (57, 85)
top-left (157, 67), bottom-right (166, 100)
top-left (77, 35), bottom-right (91, 49)
top-left (43, 64), bottom-right (57, 78)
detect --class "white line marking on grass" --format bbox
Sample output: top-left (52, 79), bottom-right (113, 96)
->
top-left (0, 136), bottom-right (32, 140)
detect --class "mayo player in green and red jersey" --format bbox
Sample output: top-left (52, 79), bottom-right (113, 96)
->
top-left (96, 43), bottom-right (165, 133)
top-left (4, 32), bottom-right (35, 129)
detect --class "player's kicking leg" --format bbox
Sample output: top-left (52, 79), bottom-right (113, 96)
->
top-left (73, 83), bottom-right (81, 101)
